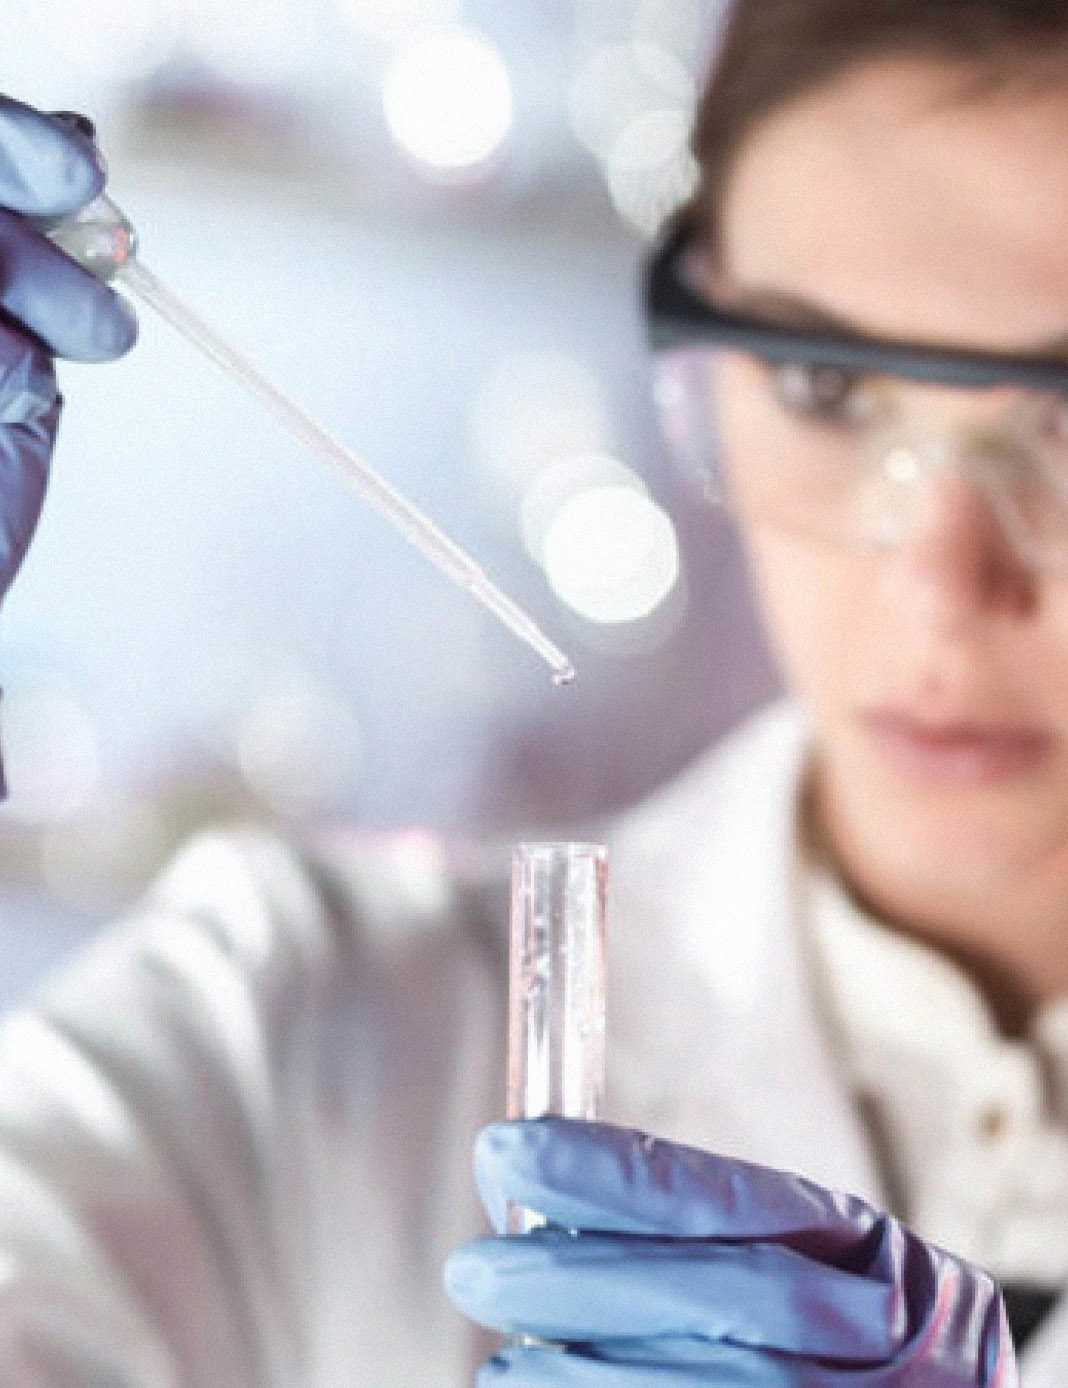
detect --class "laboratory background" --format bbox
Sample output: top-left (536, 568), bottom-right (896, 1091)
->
top-left (0, 0), bottom-right (777, 1010)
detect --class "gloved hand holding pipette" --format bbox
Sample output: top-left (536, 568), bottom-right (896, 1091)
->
top-left (0, 101), bottom-right (136, 364)
top-left (0, 97), bottom-right (137, 794)
top-left (445, 1118), bottom-right (1018, 1385)
top-left (25, 108), bottom-right (575, 686)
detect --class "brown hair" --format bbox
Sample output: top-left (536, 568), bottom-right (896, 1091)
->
top-left (691, 0), bottom-right (1068, 257)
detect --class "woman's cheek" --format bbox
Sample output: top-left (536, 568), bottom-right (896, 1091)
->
top-left (739, 525), bottom-right (865, 713)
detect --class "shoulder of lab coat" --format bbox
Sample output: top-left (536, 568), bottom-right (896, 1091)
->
top-left (0, 821), bottom-right (507, 1385)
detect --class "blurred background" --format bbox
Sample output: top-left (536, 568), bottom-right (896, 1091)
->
top-left (0, 0), bottom-right (778, 1008)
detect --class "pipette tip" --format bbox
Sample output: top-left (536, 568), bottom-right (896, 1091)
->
top-left (552, 664), bottom-right (577, 688)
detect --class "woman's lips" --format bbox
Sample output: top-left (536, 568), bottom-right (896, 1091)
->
top-left (860, 710), bottom-right (1054, 785)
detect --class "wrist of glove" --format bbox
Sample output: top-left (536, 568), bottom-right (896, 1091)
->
top-left (445, 1118), bottom-right (1018, 1385)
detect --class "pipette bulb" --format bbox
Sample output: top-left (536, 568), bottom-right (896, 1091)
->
top-left (42, 193), bottom-right (137, 283)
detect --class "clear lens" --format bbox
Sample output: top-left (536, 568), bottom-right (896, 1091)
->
top-left (651, 346), bottom-right (725, 501)
top-left (651, 343), bottom-right (1068, 570)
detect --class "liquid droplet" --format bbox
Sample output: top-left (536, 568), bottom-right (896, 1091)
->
top-left (552, 664), bottom-right (577, 688)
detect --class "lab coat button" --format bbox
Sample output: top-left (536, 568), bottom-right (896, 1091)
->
top-left (977, 1105), bottom-right (1009, 1141)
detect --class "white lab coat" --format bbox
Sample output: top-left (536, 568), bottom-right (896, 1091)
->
top-left (0, 699), bottom-right (1064, 1384)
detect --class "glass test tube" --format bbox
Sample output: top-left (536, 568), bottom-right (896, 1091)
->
top-left (507, 842), bottom-right (607, 1237)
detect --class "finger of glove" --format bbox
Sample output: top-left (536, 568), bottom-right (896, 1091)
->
top-left (0, 324), bottom-right (58, 587)
top-left (445, 1232), bottom-right (894, 1361)
top-left (0, 209), bottom-right (137, 361)
top-left (0, 97), bottom-right (104, 217)
top-left (477, 1340), bottom-right (799, 1386)
top-left (476, 1120), bottom-right (880, 1257)
top-left (583, 1335), bottom-right (1020, 1388)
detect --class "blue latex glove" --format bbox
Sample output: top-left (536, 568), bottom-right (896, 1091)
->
top-left (0, 95), bottom-right (136, 793)
top-left (445, 1119), bottom-right (1018, 1385)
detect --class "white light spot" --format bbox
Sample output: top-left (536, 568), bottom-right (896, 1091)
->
top-left (632, 0), bottom-right (706, 67)
top-left (235, 671), bottom-right (362, 816)
top-left (520, 453), bottom-right (647, 566)
top-left (471, 353), bottom-right (610, 504)
top-left (610, 107), bottom-right (692, 173)
top-left (606, 129), bottom-right (699, 240)
top-left (543, 486), bottom-right (680, 623)
top-left (885, 446), bottom-right (922, 485)
top-left (568, 41), bottom-right (694, 162)
top-left (384, 28), bottom-right (514, 172)
top-left (2, 688), bottom-right (100, 825)
top-left (569, 40), bottom-right (697, 239)
top-left (334, 0), bottom-right (461, 44)
top-left (384, 830), bottom-right (451, 915)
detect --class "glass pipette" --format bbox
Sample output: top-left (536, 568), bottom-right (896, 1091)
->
top-left (44, 192), bottom-right (577, 687)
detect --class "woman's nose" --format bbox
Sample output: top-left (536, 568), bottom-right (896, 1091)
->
top-left (877, 459), bottom-right (1036, 632)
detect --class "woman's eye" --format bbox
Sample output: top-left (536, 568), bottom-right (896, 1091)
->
top-left (765, 361), bottom-right (866, 423)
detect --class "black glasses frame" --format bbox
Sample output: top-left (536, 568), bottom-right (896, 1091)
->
top-left (642, 213), bottom-right (1068, 395)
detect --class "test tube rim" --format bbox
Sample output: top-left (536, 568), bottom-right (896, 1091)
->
top-left (513, 841), bottom-right (607, 857)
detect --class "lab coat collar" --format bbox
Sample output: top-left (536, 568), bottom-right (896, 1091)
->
top-left (606, 700), bottom-right (888, 1202)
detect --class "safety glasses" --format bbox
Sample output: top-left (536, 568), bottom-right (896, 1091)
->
top-left (642, 212), bottom-right (1068, 571)
top-left (643, 212), bottom-right (1068, 394)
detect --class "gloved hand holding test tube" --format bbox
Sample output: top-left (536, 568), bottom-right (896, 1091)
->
top-left (449, 844), bottom-right (1014, 1384)
top-left (40, 119), bottom-right (576, 687)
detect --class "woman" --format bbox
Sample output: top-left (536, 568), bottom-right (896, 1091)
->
top-left (0, 1), bottom-right (1060, 1383)
top-left (445, 1), bottom-right (1068, 1381)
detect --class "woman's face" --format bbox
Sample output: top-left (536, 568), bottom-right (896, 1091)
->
top-left (716, 57), bottom-right (1068, 884)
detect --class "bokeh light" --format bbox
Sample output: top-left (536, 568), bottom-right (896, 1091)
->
top-left (569, 40), bottom-right (697, 238)
top-left (569, 41), bottom-right (693, 162)
top-left (383, 28), bottom-right (514, 173)
top-left (470, 352), bottom-right (611, 504)
top-left (329, 827), bottom-right (452, 916)
top-left (334, 0), bottom-right (462, 44)
top-left (632, 0), bottom-right (707, 68)
top-left (605, 117), bottom-right (699, 239)
top-left (234, 670), bottom-right (363, 816)
top-left (542, 486), bottom-right (680, 623)
top-left (519, 452), bottom-right (647, 566)
top-left (2, 687), bottom-right (101, 826)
